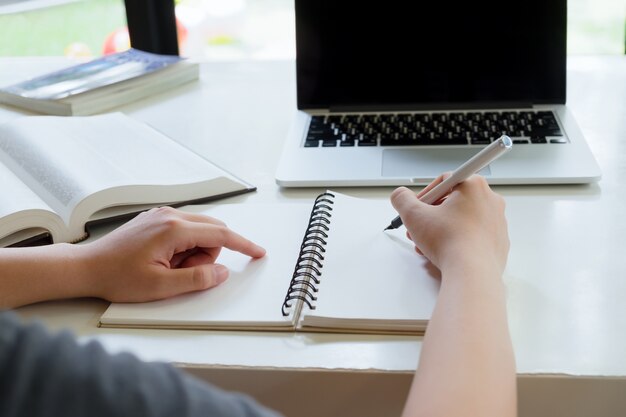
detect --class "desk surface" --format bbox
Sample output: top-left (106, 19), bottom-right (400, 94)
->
top-left (3, 56), bottom-right (626, 378)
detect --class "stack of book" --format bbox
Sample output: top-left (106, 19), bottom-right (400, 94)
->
top-left (0, 49), bottom-right (199, 116)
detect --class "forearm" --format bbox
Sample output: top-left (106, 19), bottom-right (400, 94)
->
top-left (402, 261), bottom-right (516, 417)
top-left (0, 244), bottom-right (92, 308)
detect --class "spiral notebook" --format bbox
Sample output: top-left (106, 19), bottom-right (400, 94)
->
top-left (99, 191), bottom-right (440, 334)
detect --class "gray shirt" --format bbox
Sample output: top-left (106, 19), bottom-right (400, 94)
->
top-left (0, 311), bottom-right (281, 417)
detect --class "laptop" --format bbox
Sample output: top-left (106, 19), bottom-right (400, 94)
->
top-left (275, 0), bottom-right (601, 187)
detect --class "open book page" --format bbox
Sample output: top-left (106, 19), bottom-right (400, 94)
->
top-left (299, 192), bottom-right (440, 332)
top-left (0, 113), bottom-right (247, 240)
top-left (0, 161), bottom-right (65, 244)
top-left (99, 202), bottom-right (313, 329)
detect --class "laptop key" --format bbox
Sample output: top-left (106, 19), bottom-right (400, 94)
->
top-left (381, 137), bottom-right (414, 146)
top-left (304, 140), bottom-right (320, 147)
top-left (530, 136), bottom-right (547, 144)
top-left (471, 138), bottom-right (491, 145)
top-left (322, 140), bottom-right (337, 147)
top-left (447, 136), bottom-right (470, 145)
top-left (358, 139), bottom-right (377, 146)
top-left (307, 128), bottom-right (333, 137)
top-left (549, 138), bottom-right (568, 144)
top-left (309, 115), bottom-right (326, 125)
top-left (528, 126), bottom-right (563, 136)
top-left (409, 137), bottom-right (468, 146)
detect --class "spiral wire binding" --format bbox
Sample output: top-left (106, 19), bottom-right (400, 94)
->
top-left (281, 192), bottom-right (335, 316)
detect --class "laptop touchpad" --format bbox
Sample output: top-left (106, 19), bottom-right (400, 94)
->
top-left (382, 149), bottom-right (491, 178)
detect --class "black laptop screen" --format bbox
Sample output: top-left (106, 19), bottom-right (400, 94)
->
top-left (295, 0), bottom-right (566, 110)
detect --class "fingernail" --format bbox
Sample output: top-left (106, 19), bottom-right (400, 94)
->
top-left (213, 264), bottom-right (229, 284)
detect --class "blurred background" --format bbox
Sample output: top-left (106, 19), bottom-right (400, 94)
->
top-left (0, 0), bottom-right (624, 59)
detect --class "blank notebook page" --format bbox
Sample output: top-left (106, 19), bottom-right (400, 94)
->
top-left (300, 193), bottom-right (440, 330)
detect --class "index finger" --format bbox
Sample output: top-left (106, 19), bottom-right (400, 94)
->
top-left (171, 208), bottom-right (227, 227)
top-left (416, 172), bottom-right (452, 199)
top-left (184, 223), bottom-right (267, 259)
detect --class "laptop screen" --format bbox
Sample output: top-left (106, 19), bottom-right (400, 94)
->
top-left (295, 1), bottom-right (566, 110)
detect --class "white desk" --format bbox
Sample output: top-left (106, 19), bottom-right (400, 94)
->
top-left (3, 56), bottom-right (626, 417)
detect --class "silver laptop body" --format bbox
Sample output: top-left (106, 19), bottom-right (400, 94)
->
top-left (276, 1), bottom-right (601, 187)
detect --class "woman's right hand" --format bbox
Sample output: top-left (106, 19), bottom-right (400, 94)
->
top-left (390, 175), bottom-right (509, 276)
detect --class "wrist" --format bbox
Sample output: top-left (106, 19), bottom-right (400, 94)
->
top-left (0, 243), bottom-right (99, 308)
top-left (63, 243), bottom-right (100, 299)
top-left (439, 249), bottom-right (506, 286)
top-left (439, 237), bottom-right (506, 270)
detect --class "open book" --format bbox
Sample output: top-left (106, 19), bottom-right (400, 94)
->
top-left (0, 113), bottom-right (254, 247)
top-left (99, 191), bottom-right (440, 335)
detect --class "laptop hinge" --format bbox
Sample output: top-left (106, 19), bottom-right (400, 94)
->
top-left (329, 102), bottom-right (534, 112)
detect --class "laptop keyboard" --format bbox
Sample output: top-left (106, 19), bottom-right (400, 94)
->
top-left (304, 110), bottom-right (566, 147)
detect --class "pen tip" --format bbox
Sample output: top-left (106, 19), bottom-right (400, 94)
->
top-left (383, 225), bottom-right (392, 231)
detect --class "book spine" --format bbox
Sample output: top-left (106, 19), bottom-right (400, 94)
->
top-left (281, 192), bottom-right (335, 316)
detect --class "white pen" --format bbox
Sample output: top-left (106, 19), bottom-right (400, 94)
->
top-left (383, 135), bottom-right (513, 231)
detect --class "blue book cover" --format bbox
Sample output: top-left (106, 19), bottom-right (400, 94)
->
top-left (3, 49), bottom-right (183, 101)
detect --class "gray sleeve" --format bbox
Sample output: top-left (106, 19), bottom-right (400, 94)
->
top-left (0, 311), bottom-right (282, 417)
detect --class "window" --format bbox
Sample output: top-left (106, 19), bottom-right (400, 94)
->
top-left (568, 0), bottom-right (625, 54)
top-left (0, 0), bottom-right (623, 59)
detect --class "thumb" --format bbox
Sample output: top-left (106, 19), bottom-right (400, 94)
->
top-left (162, 263), bottom-right (230, 296)
top-left (390, 187), bottom-right (429, 220)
